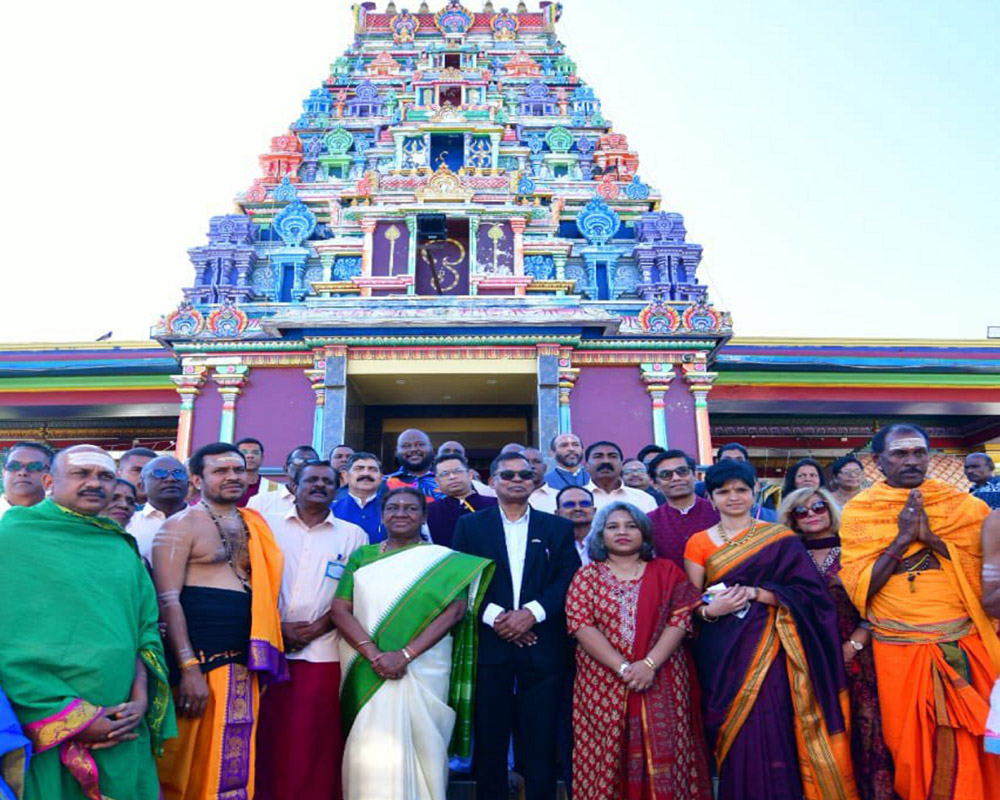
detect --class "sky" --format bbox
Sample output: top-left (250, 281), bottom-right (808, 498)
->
top-left (2, 0), bottom-right (998, 343)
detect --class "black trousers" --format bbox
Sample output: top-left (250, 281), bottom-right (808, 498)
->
top-left (474, 655), bottom-right (561, 800)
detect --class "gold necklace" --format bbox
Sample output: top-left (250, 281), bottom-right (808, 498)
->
top-left (717, 519), bottom-right (756, 547)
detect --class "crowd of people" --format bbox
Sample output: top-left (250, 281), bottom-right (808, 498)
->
top-left (0, 424), bottom-right (999, 800)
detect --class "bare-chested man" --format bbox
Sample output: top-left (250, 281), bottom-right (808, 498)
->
top-left (153, 442), bottom-right (286, 800)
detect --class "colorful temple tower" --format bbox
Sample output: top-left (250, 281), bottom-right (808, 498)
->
top-left (155, 1), bottom-right (732, 469)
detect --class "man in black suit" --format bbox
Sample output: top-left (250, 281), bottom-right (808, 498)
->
top-left (453, 451), bottom-right (581, 800)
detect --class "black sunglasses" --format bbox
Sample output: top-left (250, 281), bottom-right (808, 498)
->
top-left (559, 499), bottom-right (594, 509)
top-left (497, 469), bottom-right (534, 482)
top-left (792, 500), bottom-right (829, 520)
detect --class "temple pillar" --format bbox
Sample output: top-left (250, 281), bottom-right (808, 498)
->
top-left (536, 345), bottom-right (561, 450)
top-left (359, 217), bottom-right (377, 296)
top-left (640, 363), bottom-right (676, 448)
top-left (304, 368), bottom-right (326, 453)
top-left (468, 216), bottom-right (480, 295)
top-left (511, 217), bottom-right (527, 296)
top-left (405, 215), bottom-right (417, 295)
top-left (212, 365), bottom-right (250, 443)
top-left (170, 365), bottom-right (207, 462)
top-left (553, 252), bottom-right (567, 281)
top-left (321, 346), bottom-right (348, 456)
top-left (557, 359), bottom-right (579, 434)
top-left (683, 361), bottom-right (718, 466)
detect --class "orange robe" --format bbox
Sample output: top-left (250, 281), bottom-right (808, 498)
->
top-left (840, 479), bottom-right (1000, 800)
top-left (158, 509), bottom-right (286, 800)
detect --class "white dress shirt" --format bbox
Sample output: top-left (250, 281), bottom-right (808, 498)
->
top-left (527, 484), bottom-right (559, 514)
top-left (585, 481), bottom-right (658, 514)
top-left (247, 480), bottom-right (294, 516)
top-left (482, 506), bottom-right (547, 627)
top-left (574, 536), bottom-right (591, 566)
top-left (266, 507), bottom-right (368, 663)
top-left (127, 504), bottom-right (169, 561)
top-left (0, 495), bottom-right (11, 521)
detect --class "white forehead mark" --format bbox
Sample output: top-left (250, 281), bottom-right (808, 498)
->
top-left (66, 452), bottom-right (117, 473)
top-left (211, 456), bottom-right (245, 467)
top-left (887, 438), bottom-right (926, 452)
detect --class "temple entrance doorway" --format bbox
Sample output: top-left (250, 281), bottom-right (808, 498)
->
top-left (344, 363), bottom-right (538, 476)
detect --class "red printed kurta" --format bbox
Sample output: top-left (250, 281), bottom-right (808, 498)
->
top-left (566, 559), bottom-right (712, 800)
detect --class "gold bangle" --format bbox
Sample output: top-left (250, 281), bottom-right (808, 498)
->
top-left (179, 657), bottom-right (200, 671)
top-left (642, 656), bottom-right (657, 671)
top-left (699, 606), bottom-right (719, 623)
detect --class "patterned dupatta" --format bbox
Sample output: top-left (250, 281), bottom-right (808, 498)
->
top-left (622, 558), bottom-right (704, 799)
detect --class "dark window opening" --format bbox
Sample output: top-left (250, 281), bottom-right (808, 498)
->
top-left (279, 265), bottom-right (295, 303)
top-left (595, 261), bottom-right (610, 301)
top-left (430, 132), bottom-right (465, 171)
top-left (439, 85), bottom-right (462, 107)
top-left (444, 53), bottom-right (461, 69)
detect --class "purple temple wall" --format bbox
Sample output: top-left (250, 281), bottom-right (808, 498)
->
top-left (571, 366), bottom-right (653, 456)
top-left (191, 383), bottom-right (223, 448)
top-left (372, 221), bottom-right (410, 278)
top-left (233, 368), bottom-right (315, 468)
top-left (662, 375), bottom-right (698, 457)
top-left (476, 221), bottom-right (513, 273)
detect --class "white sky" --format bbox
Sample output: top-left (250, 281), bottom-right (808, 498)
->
top-left (2, 0), bottom-right (998, 343)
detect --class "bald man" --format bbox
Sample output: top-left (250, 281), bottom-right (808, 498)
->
top-left (0, 445), bottom-right (176, 799)
top-left (385, 428), bottom-right (444, 501)
top-left (128, 455), bottom-right (189, 562)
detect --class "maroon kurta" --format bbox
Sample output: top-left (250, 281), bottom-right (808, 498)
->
top-left (648, 495), bottom-right (720, 568)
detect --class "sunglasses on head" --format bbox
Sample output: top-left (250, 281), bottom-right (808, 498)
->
top-left (498, 469), bottom-right (534, 482)
top-left (560, 499), bottom-right (594, 509)
top-left (4, 460), bottom-right (48, 473)
top-left (149, 468), bottom-right (188, 481)
top-left (792, 500), bottom-right (829, 520)
top-left (656, 466), bottom-right (692, 480)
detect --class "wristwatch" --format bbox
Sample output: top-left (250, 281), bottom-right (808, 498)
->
top-left (848, 638), bottom-right (864, 652)
top-left (618, 661), bottom-right (630, 677)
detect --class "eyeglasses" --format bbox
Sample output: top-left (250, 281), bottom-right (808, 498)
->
top-left (4, 460), bottom-right (48, 473)
top-left (792, 500), bottom-right (829, 520)
top-left (559, 499), bottom-right (594, 509)
top-left (656, 467), bottom-right (692, 480)
top-left (435, 468), bottom-right (468, 479)
top-left (622, 468), bottom-right (647, 476)
top-left (149, 468), bottom-right (188, 481)
top-left (497, 469), bottom-right (534, 482)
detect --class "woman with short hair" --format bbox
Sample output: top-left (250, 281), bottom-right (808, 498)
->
top-left (778, 487), bottom-right (894, 800)
top-left (782, 457), bottom-right (827, 499)
top-left (565, 501), bottom-right (712, 800)
top-left (830, 456), bottom-right (866, 507)
top-left (685, 460), bottom-right (858, 800)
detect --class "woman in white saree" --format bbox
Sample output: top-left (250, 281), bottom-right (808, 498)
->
top-left (331, 487), bottom-right (493, 800)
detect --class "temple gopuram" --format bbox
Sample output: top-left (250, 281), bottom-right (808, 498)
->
top-left (153, 1), bottom-right (730, 466)
top-left (1, 2), bottom-right (998, 480)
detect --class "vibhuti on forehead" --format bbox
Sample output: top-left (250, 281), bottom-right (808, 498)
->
top-left (886, 437), bottom-right (927, 452)
top-left (66, 451), bottom-right (117, 473)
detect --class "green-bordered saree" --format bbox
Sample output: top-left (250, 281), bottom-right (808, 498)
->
top-left (335, 542), bottom-right (493, 800)
top-left (0, 500), bottom-right (176, 800)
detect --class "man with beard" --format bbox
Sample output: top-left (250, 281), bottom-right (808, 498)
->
top-left (840, 424), bottom-right (1000, 799)
top-left (544, 433), bottom-right (589, 491)
top-left (385, 428), bottom-right (443, 502)
top-left (584, 441), bottom-right (657, 513)
top-left (646, 450), bottom-right (719, 569)
top-left (256, 461), bottom-right (367, 800)
top-left (247, 445), bottom-right (318, 516)
top-left (0, 445), bottom-right (176, 799)
top-left (118, 447), bottom-right (157, 506)
top-left (154, 442), bottom-right (286, 800)
top-left (332, 452), bottom-right (387, 543)
top-left (453, 452), bottom-right (580, 800)
top-left (0, 441), bottom-right (54, 520)
top-left (127, 456), bottom-right (189, 562)
top-left (427, 453), bottom-right (497, 547)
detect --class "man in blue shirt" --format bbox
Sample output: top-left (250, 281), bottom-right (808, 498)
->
top-left (543, 433), bottom-right (590, 490)
top-left (965, 452), bottom-right (1000, 510)
top-left (331, 452), bottom-right (386, 543)
top-left (384, 428), bottom-right (443, 501)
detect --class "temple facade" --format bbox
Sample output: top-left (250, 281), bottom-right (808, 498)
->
top-left (154, 1), bottom-right (731, 467)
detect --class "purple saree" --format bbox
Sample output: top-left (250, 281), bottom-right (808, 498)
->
top-left (694, 523), bottom-right (859, 800)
